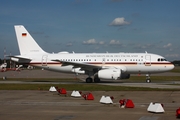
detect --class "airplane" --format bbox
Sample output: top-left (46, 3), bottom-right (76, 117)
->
top-left (0, 63), bottom-right (7, 72)
top-left (10, 25), bottom-right (174, 83)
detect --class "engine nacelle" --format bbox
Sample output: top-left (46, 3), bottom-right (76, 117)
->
top-left (98, 69), bottom-right (121, 80)
top-left (72, 68), bottom-right (85, 74)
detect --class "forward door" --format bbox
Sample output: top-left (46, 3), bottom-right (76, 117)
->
top-left (145, 55), bottom-right (151, 66)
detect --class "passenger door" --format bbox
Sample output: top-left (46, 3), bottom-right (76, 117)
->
top-left (145, 55), bottom-right (151, 66)
top-left (42, 55), bottom-right (48, 66)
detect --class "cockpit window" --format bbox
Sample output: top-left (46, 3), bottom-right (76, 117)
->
top-left (157, 58), bottom-right (167, 61)
top-left (163, 58), bottom-right (167, 61)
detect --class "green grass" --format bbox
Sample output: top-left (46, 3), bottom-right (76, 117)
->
top-left (0, 83), bottom-right (179, 91)
top-left (1, 76), bottom-right (180, 82)
top-left (128, 76), bottom-right (180, 82)
top-left (0, 78), bottom-right (80, 82)
top-left (0, 70), bottom-right (180, 91)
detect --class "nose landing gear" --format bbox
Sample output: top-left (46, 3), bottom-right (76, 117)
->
top-left (146, 74), bottom-right (151, 83)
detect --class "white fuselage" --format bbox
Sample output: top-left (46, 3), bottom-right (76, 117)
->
top-left (26, 52), bottom-right (174, 75)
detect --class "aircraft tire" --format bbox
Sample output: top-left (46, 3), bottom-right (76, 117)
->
top-left (86, 77), bottom-right (93, 83)
top-left (146, 79), bottom-right (151, 83)
top-left (94, 77), bottom-right (100, 83)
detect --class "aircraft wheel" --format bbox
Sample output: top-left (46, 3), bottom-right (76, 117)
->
top-left (146, 79), bottom-right (151, 83)
top-left (86, 77), bottom-right (93, 83)
top-left (94, 77), bottom-right (100, 83)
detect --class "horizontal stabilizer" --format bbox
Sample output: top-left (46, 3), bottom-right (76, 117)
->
top-left (10, 56), bottom-right (31, 63)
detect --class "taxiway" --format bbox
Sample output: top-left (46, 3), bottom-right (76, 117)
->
top-left (0, 90), bottom-right (180, 120)
top-left (0, 69), bottom-right (180, 120)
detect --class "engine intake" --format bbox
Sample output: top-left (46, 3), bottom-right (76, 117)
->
top-left (98, 69), bottom-right (130, 80)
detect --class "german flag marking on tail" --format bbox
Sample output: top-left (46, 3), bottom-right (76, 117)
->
top-left (22, 33), bottom-right (27, 37)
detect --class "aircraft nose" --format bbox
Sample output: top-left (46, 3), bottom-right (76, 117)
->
top-left (169, 63), bottom-right (174, 70)
top-left (172, 63), bottom-right (175, 69)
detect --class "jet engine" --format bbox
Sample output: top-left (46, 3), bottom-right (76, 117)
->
top-left (98, 69), bottom-right (121, 80)
top-left (72, 68), bottom-right (85, 74)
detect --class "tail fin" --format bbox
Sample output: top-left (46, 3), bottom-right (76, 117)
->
top-left (14, 25), bottom-right (46, 55)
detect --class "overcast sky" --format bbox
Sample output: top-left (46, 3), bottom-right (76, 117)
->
top-left (0, 0), bottom-right (180, 61)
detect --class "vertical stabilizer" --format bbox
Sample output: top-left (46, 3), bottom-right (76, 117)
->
top-left (14, 25), bottom-right (46, 55)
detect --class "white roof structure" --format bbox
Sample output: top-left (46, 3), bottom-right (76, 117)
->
top-left (49, 86), bottom-right (57, 92)
top-left (71, 90), bottom-right (81, 97)
top-left (147, 102), bottom-right (165, 113)
top-left (99, 96), bottom-right (113, 104)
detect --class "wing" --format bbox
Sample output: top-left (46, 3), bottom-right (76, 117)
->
top-left (52, 59), bottom-right (102, 71)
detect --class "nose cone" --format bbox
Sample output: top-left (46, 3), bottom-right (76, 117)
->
top-left (168, 62), bottom-right (174, 70)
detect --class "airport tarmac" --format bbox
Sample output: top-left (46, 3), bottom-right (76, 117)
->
top-left (0, 69), bottom-right (180, 79)
top-left (0, 90), bottom-right (180, 120)
top-left (0, 69), bottom-right (180, 89)
top-left (0, 69), bottom-right (180, 120)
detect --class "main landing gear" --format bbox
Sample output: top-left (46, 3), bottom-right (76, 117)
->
top-left (85, 76), bottom-right (101, 83)
top-left (146, 74), bottom-right (151, 83)
top-left (94, 76), bottom-right (100, 83)
top-left (86, 77), bottom-right (93, 83)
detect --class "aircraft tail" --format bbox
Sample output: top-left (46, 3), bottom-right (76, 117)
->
top-left (14, 25), bottom-right (46, 55)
